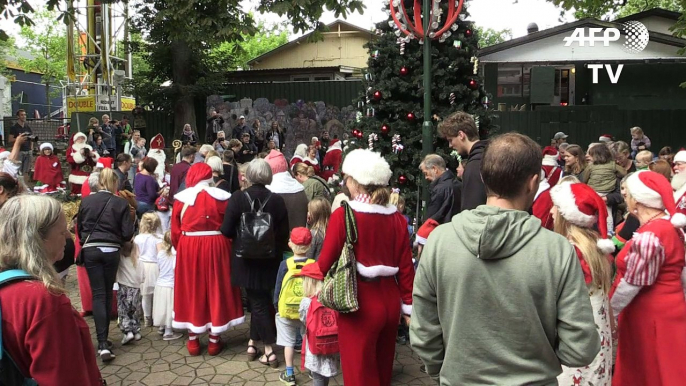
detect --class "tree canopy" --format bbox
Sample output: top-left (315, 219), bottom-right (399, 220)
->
top-left (476, 27), bottom-right (513, 48)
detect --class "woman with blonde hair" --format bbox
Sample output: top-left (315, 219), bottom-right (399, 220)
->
top-left (563, 145), bottom-right (587, 178)
top-left (306, 197), bottom-right (332, 261)
top-left (317, 149), bottom-right (414, 385)
top-left (549, 182), bottom-right (614, 385)
top-left (77, 168), bottom-right (135, 361)
top-left (0, 195), bottom-right (105, 384)
top-left (293, 162), bottom-right (330, 201)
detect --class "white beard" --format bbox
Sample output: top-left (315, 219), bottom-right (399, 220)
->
top-left (148, 149), bottom-right (167, 185)
top-left (72, 141), bottom-right (92, 152)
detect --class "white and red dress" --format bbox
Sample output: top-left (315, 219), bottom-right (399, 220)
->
top-left (171, 183), bottom-right (245, 334)
top-left (33, 153), bottom-right (64, 193)
top-left (558, 246), bottom-right (613, 386)
top-left (320, 142), bottom-right (342, 182)
top-left (67, 140), bottom-right (99, 195)
top-left (317, 196), bottom-right (414, 386)
top-left (610, 218), bottom-right (686, 385)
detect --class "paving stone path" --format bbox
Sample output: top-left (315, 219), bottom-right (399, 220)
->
top-left (65, 269), bottom-right (433, 385)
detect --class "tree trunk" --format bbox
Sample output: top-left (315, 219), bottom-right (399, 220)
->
top-left (171, 40), bottom-right (196, 140)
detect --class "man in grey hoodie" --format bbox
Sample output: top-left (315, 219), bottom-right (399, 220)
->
top-left (411, 133), bottom-right (600, 385)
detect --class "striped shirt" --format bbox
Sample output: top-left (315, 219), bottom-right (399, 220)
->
top-left (625, 232), bottom-right (665, 286)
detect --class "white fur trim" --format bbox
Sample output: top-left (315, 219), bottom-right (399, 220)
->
top-left (534, 179), bottom-right (550, 201)
top-left (356, 263), bottom-right (399, 278)
top-left (172, 315), bottom-right (245, 335)
top-left (68, 174), bottom-right (88, 185)
top-left (597, 239), bottom-right (616, 254)
top-left (342, 149), bottom-right (391, 186)
top-left (627, 171), bottom-right (665, 210)
top-left (550, 183), bottom-right (596, 227)
top-left (294, 144), bottom-right (308, 158)
top-left (267, 172), bottom-right (305, 194)
top-left (671, 213), bottom-right (686, 228)
top-left (415, 235), bottom-right (428, 245)
top-left (174, 182), bottom-right (231, 205)
top-left (73, 132), bottom-right (87, 142)
top-left (0, 151), bottom-right (9, 160)
top-left (542, 155), bottom-right (558, 167)
top-left (71, 151), bottom-right (86, 164)
top-left (327, 142), bottom-right (342, 153)
top-left (39, 143), bottom-right (53, 151)
top-left (304, 156), bottom-right (319, 165)
top-left (347, 200), bottom-right (398, 215)
top-left (401, 303), bottom-right (412, 316)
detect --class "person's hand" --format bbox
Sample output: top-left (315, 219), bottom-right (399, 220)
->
top-left (89, 128), bottom-right (94, 134)
top-left (602, 196), bottom-right (608, 203)
top-left (80, 148), bottom-right (86, 155)
top-left (402, 315), bottom-right (411, 326)
top-left (15, 133), bottom-right (28, 146)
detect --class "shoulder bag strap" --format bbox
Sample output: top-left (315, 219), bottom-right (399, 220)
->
top-left (342, 201), bottom-right (358, 244)
top-left (83, 195), bottom-right (113, 246)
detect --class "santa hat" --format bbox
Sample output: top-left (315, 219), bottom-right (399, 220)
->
top-left (598, 134), bottom-right (613, 143)
top-left (186, 162), bottom-right (213, 187)
top-left (674, 150), bottom-right (686, 164)
top-left (542, 146), bottom-right (559, 167)
top-left (39, 143), bottom-right (53, 151)
top-left (150, 134), bottom-right (165, 150)
top-left (265, 150), bottom-right (288, 174)
top-left (173, 162), bottom-right (231, 206)
top-left (293, 144), bottom-right (308, 159)
top-left (550, 182), bottom-right (615, 254)
top-left (415, 219), bottom-right (439, 246)
top-left (72, 132), bottom-right (87, 142)
top-left (342, 149), bottom-right (391, 186)
top-left (296, 263), bottom-right (325, 281)
top-left (626, 170), bottom-right (686, 228)
top-left (96, 157), bottom-right (113, 169)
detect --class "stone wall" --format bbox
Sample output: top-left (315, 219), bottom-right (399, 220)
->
top-left (206, 96), bottom-right (357, 159)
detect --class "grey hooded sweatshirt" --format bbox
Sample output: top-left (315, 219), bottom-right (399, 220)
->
top-left (411, 205), bottom-right (600, 385)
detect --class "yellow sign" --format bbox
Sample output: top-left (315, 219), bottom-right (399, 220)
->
top-left (121, 97), bottom-right (136, 112)
top-left (66, 96), bottom-right (96, 117)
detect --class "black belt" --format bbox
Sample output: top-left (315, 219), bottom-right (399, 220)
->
top-left (358, 275), bottom-right (380, 282)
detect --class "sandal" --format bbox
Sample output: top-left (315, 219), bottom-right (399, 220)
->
top-left (246, 345), bottom-right (261, 361)
top-left (259, 351), bottom-right (279, 368)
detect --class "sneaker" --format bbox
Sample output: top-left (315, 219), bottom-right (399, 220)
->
top-left (294, 346), bottom-right (301, 353)
top-left (134, 333), bottom-right (142, 341)
top-left (163, 333), bottom-right (183, 341)
top-left (157, 326), bottom-right (165, 335)
top-left (98, 343), bottom-right (115, 362)
top-left (279, 370), bottom-right (296, 386)
top-left (122, 332), bottom-right (134, 345)
top-left (144, 317), bottom-right (153, 327)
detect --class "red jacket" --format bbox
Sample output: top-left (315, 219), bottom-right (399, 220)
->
top-left (532, 189), bottom-right (554, 230)
top-left (0, 281), bottom-right (103, 385)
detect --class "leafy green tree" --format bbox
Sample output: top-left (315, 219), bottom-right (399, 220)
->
top-left (207, 21), bottom-right (289, 72)
top-left (618, 0), bottom-right (684, 16)
top-left (547, 0), bottom-right (684, 21)
top-left (476, 26), bottom-right (513, 48)
top-left (15, 8), bottom-right (67, 116)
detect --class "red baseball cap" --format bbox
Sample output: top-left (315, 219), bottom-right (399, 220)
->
top-left (290, 227), bottom-right (312, 246)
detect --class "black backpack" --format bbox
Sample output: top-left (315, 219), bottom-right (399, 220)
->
top-left (233, 192), bottom-right (275, 260)
top-left (0, 269), bottom-right (38, 386)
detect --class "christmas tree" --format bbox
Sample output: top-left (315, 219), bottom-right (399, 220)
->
top-left (344, 0), bottom-right (493, 217)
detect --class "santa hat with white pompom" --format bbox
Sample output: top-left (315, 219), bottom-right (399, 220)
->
top-left (626, 170), bottom-right (686, 228)
top-left (550, 181), bottom-right (616, 254)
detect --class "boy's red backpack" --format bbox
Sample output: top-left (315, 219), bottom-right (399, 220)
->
top-left (305, 296), bottom-right (339, 355)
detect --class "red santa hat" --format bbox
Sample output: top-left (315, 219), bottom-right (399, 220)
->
top-left (342, 149), bottom-right (391, 186)
top-left (415, 219), bottom-right (439, 246)
top-left (72, 132), bottom-right (87, 143)
top-left (96, 157), bottom-right (113, 169)
top-left (626, 170), bottom-right (686, 228)
top-left (185, 162), bottom-right (213, 187)
top-left (598, 134), bottom-right (613, 143)
top-left (673, 150), bottom-right (686, 164)
top-left (150, 134), bottom-right (165, 150)
top-left (265, 150), bottom-right (289, 174)
top-left (549, 182), bottom-right (615, 254)
top-left (542, 146), bottom-right (559, 167)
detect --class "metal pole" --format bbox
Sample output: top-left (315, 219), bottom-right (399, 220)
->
top-left (421, 0), bottom-right (433, 209)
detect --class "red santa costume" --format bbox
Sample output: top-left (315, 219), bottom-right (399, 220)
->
top-left (610, 171), bottom-right (686, 385)
top-left (290, 144), bottom-right (308, 170)
top-left (317, 149), bottom-right (414, 386)
top-left (531, 171), bottom-right (554, 230)
top-left (33, 143), bottom-right (65, 193)
top-left (672, 151), bottom-right (686, 217)
top-left (542, 146), bottom-right (562, 187)
top-left (67, 132), bottom-right (99, 195)
top-left (320, 139), bottom-right (342, 182)
top-left (172, 163), bottom-right (245, 356)
top-left (550, 182), bottom-right (615, 386)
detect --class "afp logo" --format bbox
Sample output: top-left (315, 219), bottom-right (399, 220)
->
top-left (563, 21), bottom-right (650, 84)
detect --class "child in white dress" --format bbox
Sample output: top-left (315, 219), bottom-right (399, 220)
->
top-left (134, 212), bottom-right (162, 327)
top-left (153, 231), bottom-right (182, 340)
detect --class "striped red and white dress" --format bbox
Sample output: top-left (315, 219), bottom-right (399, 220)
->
top-left (610, 218), bottom-right (686, 385)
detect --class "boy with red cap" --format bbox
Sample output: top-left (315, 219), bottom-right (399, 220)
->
top-left (542, 146), bottom-right (562, 187)
top-left (273, 227), bottom-right (315, 385)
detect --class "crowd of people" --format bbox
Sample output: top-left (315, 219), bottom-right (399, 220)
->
top-left (0, 107), bottom-right (685, 386)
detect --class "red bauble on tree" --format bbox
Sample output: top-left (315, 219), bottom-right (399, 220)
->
top-left (468, 79), bottom-right (479, 90)
top-left (373, 91), bottom-right (383, 101)
top-left (381, 124), bottom-right (390, 134)
top-left (406, 112), bottom-right (416, 122)
top-left (398, 175), bottom-right (408, 185)
top-left (399, 66), bottom-right (409, 76)
top-left (356, 130), bottom-right (364, 139)
top-left (465, 28), bottom-right (473, 38)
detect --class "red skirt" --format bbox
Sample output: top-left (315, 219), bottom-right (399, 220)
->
top-left (172, 233), bottom-right (244, 334)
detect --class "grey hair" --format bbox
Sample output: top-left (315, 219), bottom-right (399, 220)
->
top-left (88, 171), bottom-right (101, 192)
top-left (419, 154), bottom-right (446, 171)
top-left (245, 158), bottom-right (273, 186)
top-left (199, 144), bottom-right (214, 156)
top-left (0, 195), bottom-right (65, 294)
top-left (559, 143), bottom-right (569, 150)
top-left (206, 156), bottom-right (223, 174)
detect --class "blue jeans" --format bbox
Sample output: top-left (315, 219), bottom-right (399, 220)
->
top-left (136, 201), bottom-right (155, 218)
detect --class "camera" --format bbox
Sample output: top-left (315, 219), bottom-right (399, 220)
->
top-left (83, 147), bottom-right (91, 157)
top-left (22, 132), bottom-right (38, 142)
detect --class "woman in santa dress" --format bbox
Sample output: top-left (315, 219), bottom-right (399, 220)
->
top-left (611, 170), bottom-right (686, 385)
top-left (67, 132), bottom-right (99, 195)
top-left (302, 144), bottom-right (320, 175)
top-left (550, 182), bottom-right (615, 386)
top-left (290, 143), bottom-right (308, 170)
top-left (171, 163), bottom-right (244, 356)
top-left (316, 149), bottom-right (414, 386)
top-left (320, 139), bottom-right (342, 182)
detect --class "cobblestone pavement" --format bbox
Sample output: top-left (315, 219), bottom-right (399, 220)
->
top-left (65, 269), bottom-right (433, 385)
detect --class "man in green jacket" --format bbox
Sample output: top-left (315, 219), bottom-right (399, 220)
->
top-left (410, 133), bottom-right (600, 385)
